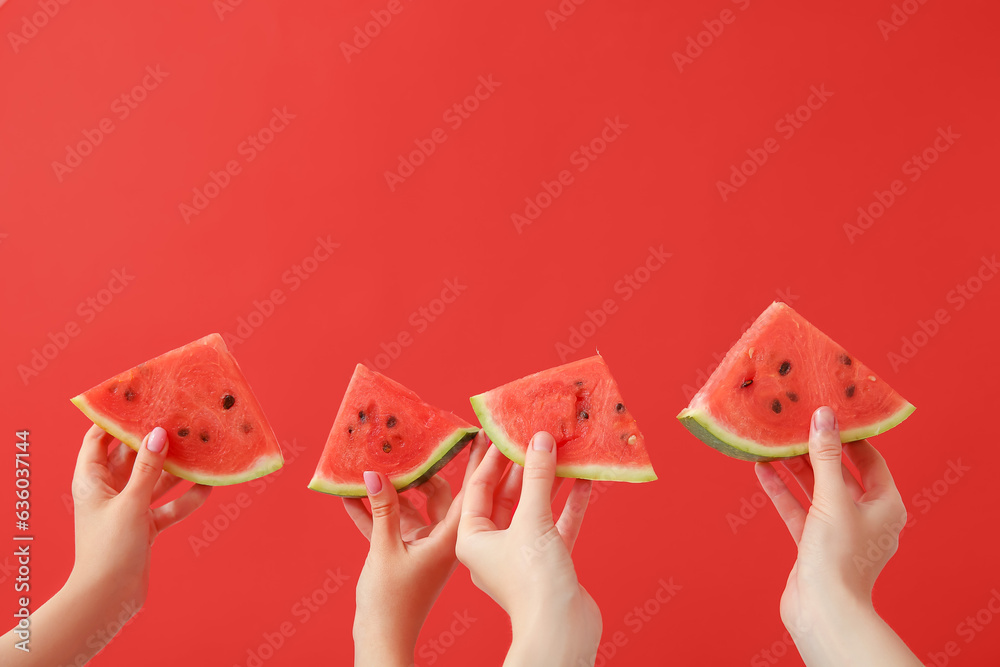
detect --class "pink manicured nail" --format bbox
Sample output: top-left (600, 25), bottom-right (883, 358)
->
top-left (812, 407), bottom-right (837, 433)
top-left (147, 427), bottom-right (167, 453)
top-left (363, 471), bottom-right (382, 495)
top-left (531, 432), bottom-right (554, 452)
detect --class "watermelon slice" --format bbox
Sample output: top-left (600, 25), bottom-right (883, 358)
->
top-left (470, 355), bottom-right (656, 482)
top-left (677, 302), bottom-right (915, 461)
top-left (70, 334), bottom-right (284, 485)
top-left (308, 364), bottom-right (479, 497)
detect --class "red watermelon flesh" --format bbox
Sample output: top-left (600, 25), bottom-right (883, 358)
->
top-left (677, 302), bottom-right (915, 461)
top-left (470, 355), bottom-right (656, 482)
top-left (308, 364), bottom-right (479, 497)
top-left (71, 334), bottom-right (284, 485)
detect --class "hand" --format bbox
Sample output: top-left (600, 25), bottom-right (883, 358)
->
top-left (457, 432), bottom-right (601, 667)
top-left (1, 425), bottom-right (211, 666)
top-left (70, 424), bottom-right (212, 608)
top-left (755, 406), bottom-right (921, 667)
top-left (345, 432), bottom-right (489, 667)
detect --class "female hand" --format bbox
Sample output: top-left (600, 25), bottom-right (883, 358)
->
top-left (755, 406), bottom-right (921, 667)
top-left (457, 432), bottom-right (601, 667)
top-left (70, 424), bottom-right (212, 606)
top-left (345, 432), bottom-right (489, 667)
top-left (2, 424), bottom-right (211, 666)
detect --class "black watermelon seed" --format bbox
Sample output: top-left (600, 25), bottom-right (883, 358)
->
top-left (741, 379), bottom-right (753, 388)
top-left (177, 428), bottom-right (190, 437)
top-left (382, 441), bottom-right (392, 453)
top-left (241, 423), bottom-right (253, 433)
top-left (386, 416), bottom-right (397, 428)
top-left (199, 431), bottom-right (210, 442)
top-left (124, 388), bottom-right (135, 401)
top-left (222, 394), bottom-right (236, 410)
top-left (839, 354), bottom-right (852, 366)
top-left (785, 392), bottom-right (799, 402)
top-left (358, 411), bottom-right (367, 423)
top-left (615, 403), bottom-right (625, 413)
top-left (579, 411), bottom-right (589, 420)
top-left (778, 361), bottom-right (791, 376)
top-left (771, 399), bottom-right (782, 414)
top-left (845, 384), bottom-right (856, 398)
top-left (347, 427), bottom-right (353, 435)
top-left (575, 380), bottom-right (584, 387)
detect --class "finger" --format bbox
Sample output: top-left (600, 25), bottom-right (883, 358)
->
top-left (461, 431), bottom-right (490, 489)
top-left (123, 427), bottom-right (169, 504)
top-left (151, 473), bottom-right (183, 503)
top-left (780, 455), bottom-right (814, 502)
top-left (422, 476), bottom-right (453, 525)
top-left (843, 439), bottom-right (898, 498)
top-left (152, 484), bottom-right (211, 534)
top-left (75, 424), bottom-right (113, 479)
top-left (492, 462), bottom-right (523, 530)
top-left (429, 478), bottom-right (468, 544)
top-left (343, 498), bottom-right (373, 541)
top-left (107, 442), bottom-right (138, 492)
top-left (398, 494), bottom-right (429, 538)
top-left (841, 462), bottom-right (864, 503)
top-left (807, 407), bottom-right (849, 505)
top-left (460, 445), bottom-right (509, 527)
top-left (555, 479), bottom-right (591, 553)
top-left (364, 471), bottom-right (402, 550)
top-left (550, 477), bottom-right (564, 504)
top-left (755, 462), bottom-right (806, 544)
top-left (515, 431), bottom-right (557, 525)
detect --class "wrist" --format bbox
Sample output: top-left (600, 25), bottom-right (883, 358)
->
top-left (786, 597), bottom-right (885, 665)
top-left (353, 612), bottom-right (417, 667)
top-left (507, 594), bottom-right (601, 667)
top-left (65, 568), bottom-right (143, 622)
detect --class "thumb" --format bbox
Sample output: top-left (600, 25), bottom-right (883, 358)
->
top-left (516, 431), bottom-right (557, 525)
top-left (124, 427), bottom-right (168, 503)
top-left (364, 471), bottom-right (402, 549)
top-left (808, 406), bottom-right (848, 504)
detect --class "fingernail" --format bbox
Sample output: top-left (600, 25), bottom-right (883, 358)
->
top-left (363, 471), bottom-right (382, 495)
top-left (812, 407), bottom-right (837, 434)
top-left (531, 432), bottom-right (554, 452)
top-left (146, 427), bottom-right (167, 453)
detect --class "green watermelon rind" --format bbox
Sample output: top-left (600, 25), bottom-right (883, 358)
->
top-left (677, 400), bottom-right (916, 462)
top-left (470, 393), bottom-right (658, 482)
top-left (307, 427), bottom-right (479, 497)
top-left (70, 394), bottom-right (285, 486)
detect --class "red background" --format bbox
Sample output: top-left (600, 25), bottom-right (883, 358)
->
top-left (2, 0), bottom-right (999, 665)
